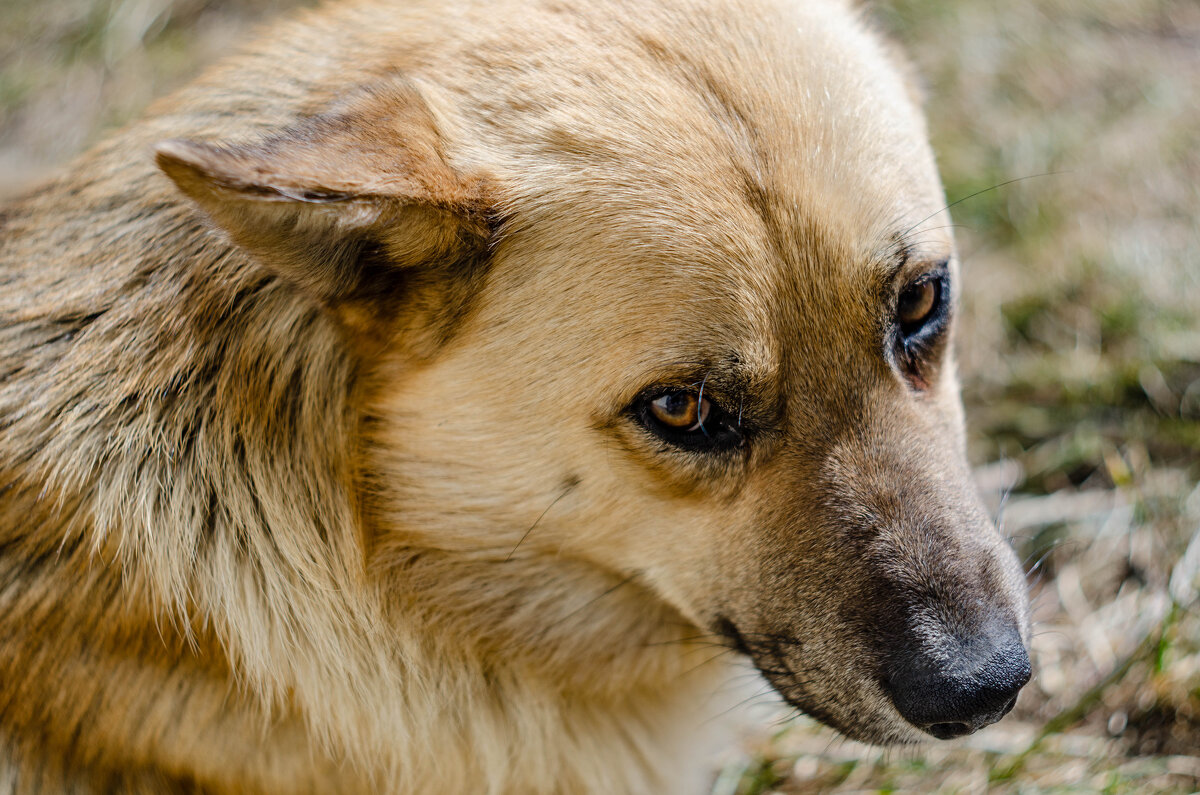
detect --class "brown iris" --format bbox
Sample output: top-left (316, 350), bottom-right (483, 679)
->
top-left (649, 391), bottom-right (711, 431)
top-left (636, 386), bottom-right (743, 452)
top-left (897, 277), bottom-right (939, 330)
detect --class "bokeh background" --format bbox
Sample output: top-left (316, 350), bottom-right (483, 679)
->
top-left (2, 0), bottom-right (1197, 792)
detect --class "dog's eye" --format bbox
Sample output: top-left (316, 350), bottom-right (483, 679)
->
top-left (893, 268), bottom-right (951, 389)
top-left (649, 392), bottom-right (709, 431)
top-left (897, 273), bottom-right (944, 335)
top-left (637, 388), bottom-right (743, 452)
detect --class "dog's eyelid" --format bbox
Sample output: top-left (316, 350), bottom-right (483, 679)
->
top-left (894, 258), bottom-right (952, 289)
top-left (630, 383), bottom-right (748, 454)
top-left (886, 259), bottom-right (954, 393)
top-left (880, 231), bottom-right (951, 274)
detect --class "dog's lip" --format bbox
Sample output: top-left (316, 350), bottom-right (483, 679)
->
top-left (712, 615), bottom-right (752, 656)
top-left (766, 669), bottom-right (921, 745)
top-left (713, 616), bottom-right (924, 745)
top-left (773, 682), bottom-right (924, 746)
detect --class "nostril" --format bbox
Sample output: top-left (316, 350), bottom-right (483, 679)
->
top-left (927, 721), bottom-right (974, 740)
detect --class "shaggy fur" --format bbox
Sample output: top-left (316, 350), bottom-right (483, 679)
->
top-left (0, 0), bottom-right (1030, 792)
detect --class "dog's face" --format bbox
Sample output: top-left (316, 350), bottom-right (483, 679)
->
top-left (158, 0), bottom-right (1029, 746)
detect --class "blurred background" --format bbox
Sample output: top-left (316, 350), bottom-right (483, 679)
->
top-left (2, 0), bottom-right (1197, 792)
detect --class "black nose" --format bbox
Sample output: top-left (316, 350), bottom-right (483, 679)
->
top-left (886, 621), bottom-right (1030, 740)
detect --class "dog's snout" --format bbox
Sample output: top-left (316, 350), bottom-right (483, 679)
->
top-left (886, 621), bottom-right (1030, 740)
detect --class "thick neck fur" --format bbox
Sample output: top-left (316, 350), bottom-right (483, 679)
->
top-left (0, 132), bottom-right (734, 794)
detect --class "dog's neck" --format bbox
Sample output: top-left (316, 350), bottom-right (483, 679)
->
top-left (0, 142), bottom-right (739, 791)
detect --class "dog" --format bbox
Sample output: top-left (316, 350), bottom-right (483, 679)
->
top-left (0, 0), bottom-right (1031, 792)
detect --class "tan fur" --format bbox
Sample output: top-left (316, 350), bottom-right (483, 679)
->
top-left (0, 0), bottom-right (1029, 792)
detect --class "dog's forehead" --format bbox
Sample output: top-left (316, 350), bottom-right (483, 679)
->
top-left (442, 0), bottom-right (955, 391)
top-left (451, 0), bottom-right (955, 367)
top-left (464, 0), bottom-right (953, 283)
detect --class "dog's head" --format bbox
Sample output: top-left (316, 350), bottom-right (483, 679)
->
top-left (157, 0), bottom-right (1029, 745)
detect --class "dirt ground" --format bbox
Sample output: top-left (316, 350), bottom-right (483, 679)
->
top-left (2, 1), bottom-right (1197, 793)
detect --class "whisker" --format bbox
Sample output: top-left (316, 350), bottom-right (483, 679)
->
top-left (896, 223), bottom-right (973, 249)
top-left (505, 485), bottom-right (574, 561)
top-left (709, 684), bottom-right (781, 722)
top-left (678, 646), bottom-right (737, 678)
top-left (900, 172), bottom-right (1066, 239)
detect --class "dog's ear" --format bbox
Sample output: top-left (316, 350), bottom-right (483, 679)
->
top-left (155, 81), bottom-right (491, 302)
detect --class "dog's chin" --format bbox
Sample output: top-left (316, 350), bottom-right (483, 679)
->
top-left (712, 619), bottom-right (926, 745)
top-left (783, 696), bottom-right (923, 746)
top-left (759, 671), bottom-right (926, 746)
